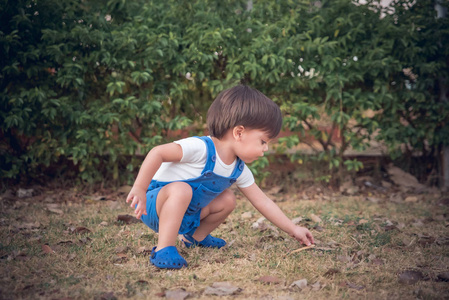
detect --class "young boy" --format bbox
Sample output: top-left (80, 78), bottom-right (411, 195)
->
top-left (126, 85), bottom-right (314, 269)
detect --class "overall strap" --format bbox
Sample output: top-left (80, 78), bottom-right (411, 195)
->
top-left (195, 136), bottom-right (217, 174)
top-left (230, 158), bottom-right (245, 179)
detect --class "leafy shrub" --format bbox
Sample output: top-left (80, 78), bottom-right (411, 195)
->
top-left (1, 0), bottom-right (448, 185)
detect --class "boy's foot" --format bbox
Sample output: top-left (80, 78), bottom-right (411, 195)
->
top-left (183, 233), bottom-right (226, 248)
top-left (150, 246), bottom-right (188, 269)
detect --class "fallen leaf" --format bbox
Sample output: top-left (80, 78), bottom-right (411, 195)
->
top-left (113, 253), bottom-right (128, 263)
top-left (337, 255), bottom-right (352, 263)
top-left (412, 220), bottom-right (424, 227)
top-left (16, 222), bottom-right (41, 230)
top-left (78, 237), bottom-right (92, 245)
top-left (404, 196), bottom-right (419, 202)
top-left (136, 246), bottom-right (152, 255)
top-left (437, 271), bottom-right (449, 282)
top-left (290, 279), bottom-right (307, 290)
top-left (241, 211), bottom-right (253, 219)
top-left (165, 288), bottom-right (190, 300)
top-left (310, 214), bottom-right (322, 223)
top-left (252, 217), bottom-right (267, 230)
top-left (17, 188), bottom-right (33, 198)
top-left (70, 227), bottom-right (91, 235)
top-left (12, 250), bottom-right (29, 261)
top-left (251, 217), bottom-right (278, 234)
top-left (118, 185), bottom-right (132, 194)
top-left (99, 291), bottom-right (116, 300)
top-left (47, 207), bottom-right (64, 215)
top-left (418, 236), bottom-right (435, 247)
top-left (386, 164), bottom-right (425, 190)
top-left (258, 275), bottom-right (282, 284)
top-left (346, 282), bottom-right (364, 290)
top-left (371, 258), bottom-right (384, 265)
top-left (46, 203), bottom-right (64, 214)
top-left (115, 246), bottom-right (128, 254)
top-left (117, 214), bottom-right (141, 225)
top-left (398, 270), bottom-right (424, 284)
top-left (204, 282), bottom-right (241, 296)
top-left (57, 240), bottom-right (74, 245)
top-left (267, 185), bottom-right (283, 195)
top-left (366, 197), bottom-right (381, 203)
top-left (439, 198), bottom-right (449, 206)
top-left (99, 221), bottom-right (109, 226)
top-left (42, 244), bottom-right (54, 254)
top-left (310, 281), bottom-right (322, 291)
top-left (291, 217), bottom-right (303, 224)
top-left (64, 253), bottom-right (77, 261)
top-left (384, 225), bottom-right (398, 231)
top-left (313, 225), bottom-right (324, 232)
top-left (324, 268), bottom-right (340, 277)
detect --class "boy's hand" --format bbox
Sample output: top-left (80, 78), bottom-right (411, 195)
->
top-left (290, 226), bottom-right (315, 246)
top-left (126, 187), bottom-right (148, 220)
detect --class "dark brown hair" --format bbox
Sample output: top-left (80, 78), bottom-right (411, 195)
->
top-left (207, 85), bottom-right (282, 139)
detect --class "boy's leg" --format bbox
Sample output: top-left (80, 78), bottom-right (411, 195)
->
top-left (189, 189), bottom-right (236, 242)
top-left (155, 182), bottom-right (192, 251)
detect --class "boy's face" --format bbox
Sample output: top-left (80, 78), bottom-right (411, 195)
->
top-left (235, 128), bottom-right (271, 163)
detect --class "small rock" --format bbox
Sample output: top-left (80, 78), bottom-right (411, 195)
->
top-left (165, 288), bottom-right (190, 300)
top-left (204, 282), bottom-right (241, 296)
top-left (290, 279), bottom-right (307, 290)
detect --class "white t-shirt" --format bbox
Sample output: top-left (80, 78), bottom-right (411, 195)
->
top-left (153, 137), bottom-right (255, 188)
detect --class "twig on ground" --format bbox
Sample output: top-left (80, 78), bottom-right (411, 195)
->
top-left (284, 244), bottom-right (316, 257)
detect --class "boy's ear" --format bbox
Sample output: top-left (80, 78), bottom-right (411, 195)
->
top-left (233, 125), bottom-right (245, 140)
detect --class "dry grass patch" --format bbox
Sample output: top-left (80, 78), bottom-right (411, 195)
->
top-left (1, 186), bottom-right (448, 299)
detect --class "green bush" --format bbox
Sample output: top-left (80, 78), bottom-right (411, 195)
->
top-left (1, 0), bottom-right (448, 185)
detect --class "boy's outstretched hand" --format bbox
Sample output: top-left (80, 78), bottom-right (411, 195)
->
top-left (126, 187), bottom-right (147, 220)
top-left (290, 226), bottom-right (315, 246)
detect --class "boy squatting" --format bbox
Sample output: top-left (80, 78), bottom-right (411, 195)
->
top-left (126, 85), bottom-right (315, 269)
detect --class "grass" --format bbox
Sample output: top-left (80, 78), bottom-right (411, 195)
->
top-left (1, 184), bottom-right (448, 299)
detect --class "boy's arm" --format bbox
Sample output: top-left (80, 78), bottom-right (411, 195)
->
top-left (126, 142), bottom-right (183, 219)
top-left (239, 183), bottom-right (314, 246)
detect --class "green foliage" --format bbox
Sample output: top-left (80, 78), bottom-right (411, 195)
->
top-left (1, 0), bottom-right (448, 184)
top-left (373, 1), bottom-right (449, 164)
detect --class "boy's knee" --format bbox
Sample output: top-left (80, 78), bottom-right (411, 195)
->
top-left (164, 182), bottom-right (193, 202)
top-left (221, 189), bottom-right (237, 211)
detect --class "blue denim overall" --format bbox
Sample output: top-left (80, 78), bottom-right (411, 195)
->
top-left (140, 136), bottom-right (245, 235)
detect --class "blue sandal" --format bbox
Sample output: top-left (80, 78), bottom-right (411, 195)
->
top-left (183, 233), bottom-right (226, 249)
top-left (149, 246), bottom-right (188, 269)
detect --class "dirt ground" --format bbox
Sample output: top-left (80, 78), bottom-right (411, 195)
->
top-left (1, 163), bottom-right (449, 299)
